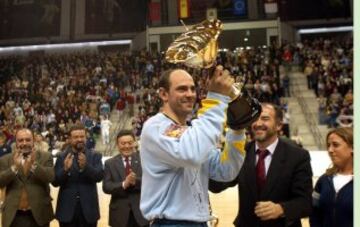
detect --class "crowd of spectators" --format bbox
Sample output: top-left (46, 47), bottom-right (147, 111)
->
top-left (131, 44), bottom-right (293, 138)
top-left (0, 41), bottom-right (321, 153)
top-left (0, 51), bottom-right (151, 152)
top-left (301, 37), bottom-right (353, 128)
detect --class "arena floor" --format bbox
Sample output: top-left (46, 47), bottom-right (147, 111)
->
top-left (43, 183), bottom-right (309, 227)
top-left (0, 183), bottom-right (310, 227)
top-left (3, 150), bottom-right (329, 227)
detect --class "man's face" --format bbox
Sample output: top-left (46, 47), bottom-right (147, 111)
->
top-left (117, 135), bottom-right (135, 157)
top-left (16, 129), bottom-right (34, 155)
top-left (70, 129), bottom-right (86, 152)
top-left (35, 134), bottom-right (43, 142)
top-left (251, 105), bottom-right (281, 143)
top-left (161, 70), bottom-right (196, 117)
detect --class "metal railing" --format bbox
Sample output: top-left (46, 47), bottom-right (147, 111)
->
top-left (290, 74), bottom-right (326, 150)
top-left (103, 108), bottom-right (133, 156)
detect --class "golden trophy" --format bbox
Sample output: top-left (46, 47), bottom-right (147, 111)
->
top-left (165, 19), bottom-right (261, 130)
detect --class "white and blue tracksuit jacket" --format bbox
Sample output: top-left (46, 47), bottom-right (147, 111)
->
top-left (139, 92), bottom-right (246, 222)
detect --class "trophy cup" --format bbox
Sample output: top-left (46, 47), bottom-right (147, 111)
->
top-left (165, 19), bottom-right (261, 130)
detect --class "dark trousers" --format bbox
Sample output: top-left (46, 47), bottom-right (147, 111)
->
top-left (151, 219), bottom-right (207, 227)
top-left (10, 210), bottom-right (49, 227)
top-left (127, 210), bottom-right (141, 227)
top-left (59, 200), bottom-right (97, 227)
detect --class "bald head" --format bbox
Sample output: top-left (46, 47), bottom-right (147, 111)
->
top-left (158, 69), bottom-right (196, 124)
top-left (15, 128), bottom-right (34, 140)
top-left (158, 69), bottom-right (193, 92)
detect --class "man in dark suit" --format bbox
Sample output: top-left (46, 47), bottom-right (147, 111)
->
top-left (103, 130), bottom-right (148, 227)
top-left (0, 132), bottom-right (12, 207)
top-left (0, 132), bottom-right (11, 158)
top-left (209, 103), bottom-right (313, 227)
top-left (0, 128), bottom-right (54, 227)
top-left (52, 124), bottom-right (103, 227)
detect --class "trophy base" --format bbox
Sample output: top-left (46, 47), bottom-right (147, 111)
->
top-left (227, 95), bottom-right (262, 130)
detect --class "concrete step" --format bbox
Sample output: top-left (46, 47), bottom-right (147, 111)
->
top-left (290, 74), bottom-right (307, 81)
top-left (291, 114), bottom-right (306, 124)
top-left (298, 90), bottom-right (316, 98)
top-left (290, 72), bottom-right (305, 78)
top-left (297, 125), bottom-right (311, 135)
top-left (287, 107), bottom-right (301, 114)
top-left (95, 110), bottom-right (133, 155)
top-left (304, 98), bottom-right (319, 113)
top-left (299, 133), bottom-right (316, 146)
top-left (287, 98), bottom-right (301, 108)
top-left (286, 97), bottom-right (299, 105)
top-left (305, 145), bottom-right (320, 151)
top-left (289, 72), bottom-right (317, 99)
top-left (318, 125), bottom-right (330, 139)
top-left (287, 70), bottom-right (323, 151)
top-left (291, 79), bottom-right (308, 87)
top-left (109, 111), bottom-right (119, 121)
top-left (287, 105), bottom-right (301, 111)
top-left (318, 125), bottom-right (329, 130)
top-left (290, 73), bottom-right (307, 82)
top-left (290, 86), bottom-right (316, 98)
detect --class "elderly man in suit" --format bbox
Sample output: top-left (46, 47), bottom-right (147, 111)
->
top-left (103, 130), bottom-right (148, 227)
top-left (209, 103), bottom-right (313, 227)
top-left (52, 124), bottom-right (103, 227)
top-left (0, 128), bottom-right (54, 227)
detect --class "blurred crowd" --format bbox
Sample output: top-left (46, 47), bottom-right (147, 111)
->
top-left (0, 37), bottom-right (353, 154)
top-left (301, 38), bottom-right (353, 128)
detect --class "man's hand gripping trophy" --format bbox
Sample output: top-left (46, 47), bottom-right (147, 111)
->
top-left (165, 19), bottom-right (262, 130)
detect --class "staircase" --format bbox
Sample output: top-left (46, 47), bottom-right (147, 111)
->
top-left (95, 108), bottom-right (134, 156)
top-left (288, 69), bottom-right (326, 150)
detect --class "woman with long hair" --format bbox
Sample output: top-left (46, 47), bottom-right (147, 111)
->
top-left (310, 127), bottom-right (353, 227)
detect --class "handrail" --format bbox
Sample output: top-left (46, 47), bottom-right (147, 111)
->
top-left (290, 73), bottom-right (326, 150)
top-left (104, 107), bottom-right (133, 156)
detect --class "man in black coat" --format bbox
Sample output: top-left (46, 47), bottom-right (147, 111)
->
top-left (53, 124), bottom-right (104, 227)
top-left (210, 103), bottom-right (313, 227)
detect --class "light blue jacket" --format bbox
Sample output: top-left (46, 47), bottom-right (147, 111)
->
top-left (139, 92), bottom-right (246, 222)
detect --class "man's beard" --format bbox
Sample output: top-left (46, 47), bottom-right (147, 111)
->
top-left (253, 126), bottom-right (277, 142)
top-left (74, 142), bottom-right (85, 152)
top-left (19, 145), bottom-right (32, 158)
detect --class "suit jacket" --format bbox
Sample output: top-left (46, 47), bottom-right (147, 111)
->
top-left (103, 152), bottom-right (148, 227)
top-left (0, 151), bottom-right (55, 227)
top-left (52, 147), bottom-right (103, 224)
top-left (209, 139), bottom-right (313, 227)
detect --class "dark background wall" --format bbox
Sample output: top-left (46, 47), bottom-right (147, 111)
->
top-left (85, 0), bottom-right (147, 35)
top-left (0, 0), bottom-right (61, 39)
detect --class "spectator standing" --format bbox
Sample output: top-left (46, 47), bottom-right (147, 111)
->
top-left (34, 131), bottom-right (50, 153)
top-left (0, 132), bottom-right (11, 158)
top-left (209, 103), bottom-right (313, 227)
top-left (0, 132), bottom-right (12, 208)
top-left (103, 130), bottom-right (148, 227)
top-left (100, 116), bottom-right (112, 145)
top-left (0, 128), bottom-right (54, 227)
top-left (310, 127), bottom-right (353, 227)
top-left (52, 124), bottom-right (103, 227)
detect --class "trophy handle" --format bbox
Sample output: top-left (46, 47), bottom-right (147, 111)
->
top-left (207, 66), bottom-right (243, 101)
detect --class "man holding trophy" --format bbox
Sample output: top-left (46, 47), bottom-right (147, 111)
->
top-left (139, 19), bottom-right (261, 226)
